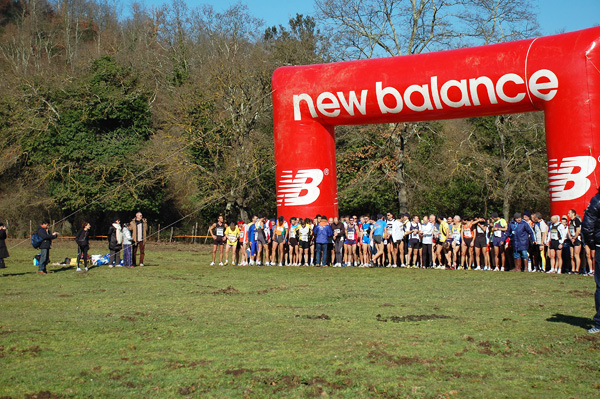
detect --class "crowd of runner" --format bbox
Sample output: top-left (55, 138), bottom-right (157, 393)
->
top-left (208, 210), bottom-right (595, 275)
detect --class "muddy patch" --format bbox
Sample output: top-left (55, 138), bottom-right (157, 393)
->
top-left (568, 290), bottom-right (594, 298)
top-left (178, 386), bottom-right (196, 395)
top-left (255, 374), bottom-right (352, 395)
top-left (376, 314), bottom-right (451, 323)
top-left (166, 360), bottom-right (211, 370)
top-left (225, 368), bottom-right (272, 377)
top-left (257, 285), bottom-right (288, 295)
top-left (24, 392), bottom-right (62, 399)
top-left (212, 286), bottom-right (240, 295)
top-left (576, 334), bottom-right (600, 350)
top-left (296, 314), bottom-right (331, 320)
top-left (476, 340), bottom-right (513, 357)
top-left (57, 294), bottom-right (73, 298)
top-left (368, 349), bottom-right (433, 367)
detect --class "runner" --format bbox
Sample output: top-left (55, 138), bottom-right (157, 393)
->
top-left (450, 216), bottom-right (462, 269)
top-left (344, 217), bottom-right (358, 266)
top-left (461, 217), bottom-right (475, 270)
top-left (360, 216), bottom-right (373, 267)
top-left (472, 216), bottom-right (488, 270)
top-left (310, 217), bottom-right (317, 266)
top-left (288, 217), bottom-right (299, 266)
top-left (435, 215), bottom-right (449, 269)
top-left (255, 215), bottom-right (267, 266)
top-left (491, 212), bottom-right (507, 271)
top-left (224, 221), bottom-right (240, 265)
top-left (296, 218), bottom-right (312, 266)
top-left (238, 220), bottom-right (249, 266)
top-left (567, 209), bottom-right (583, 274)
top-left (248, 216), bottom-right (258, 265)
top-left (371, 214), bottom-right (387, 267)
top-left (547, 215), bottom-right (566, 274)
top-left (532, 212), bottom-right (548, 272)
top-left (331, 216), bottom-right (346, 267)
top-left (407, 216), bottom-right (421, 268)
top-left (209, 215), bottom-right (226, 266)
top-left (271, 216), bottom-right (288, 266)
top-left (385, 212), bottom-right (395, 267)
top-left (391, 214), bottom-right (405, 267)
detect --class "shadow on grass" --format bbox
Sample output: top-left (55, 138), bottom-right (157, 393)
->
top-left (1, 271), bottom-right (34, 277)
top-left (546, 313), bottom-right (593, 330)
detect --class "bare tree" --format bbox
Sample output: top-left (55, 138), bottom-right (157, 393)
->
top-left (315, 0), bottom-right (540, 213)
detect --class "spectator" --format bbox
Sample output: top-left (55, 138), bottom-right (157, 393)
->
top-left (582, 191), bottom-right (600, 334)
top-left (505, 213), bottom-right (535, 272)
top-left (0, 222), bottom-right (8, 269)
top-left (122, 223), bottom-right (133, 268)
top-left (130, 212), bottom-right (148, 267)
top-left (75, 222), bottom-right (91, 272)
top-left (37, 220), bottom-right (58, 275)
top-left (108, 218), bottom-right (123, 268)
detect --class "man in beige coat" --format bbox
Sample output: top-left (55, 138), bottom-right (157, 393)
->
top-left (130, 212), bottom-right (148, 266)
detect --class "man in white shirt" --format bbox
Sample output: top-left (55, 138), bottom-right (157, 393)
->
top-left (391, 216), bottom-right (405, 267)
top-left (420, 215), bottom-right (435, 268)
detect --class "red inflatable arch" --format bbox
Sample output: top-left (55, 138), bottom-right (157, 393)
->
top-left (272, 27), bottom-right (600, 220)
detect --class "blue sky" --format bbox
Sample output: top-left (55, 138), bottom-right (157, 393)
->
top-left (125, 0), bottom-right (599, 36)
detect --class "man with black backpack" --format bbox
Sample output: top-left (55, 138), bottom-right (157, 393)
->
top-left (37, 221), bottom-right (58, 274)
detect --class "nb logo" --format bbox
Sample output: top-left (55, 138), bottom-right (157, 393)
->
top-left (548, 156), bottom-right (597, 201)
top-left (277, 169), bottom-right (324, 206)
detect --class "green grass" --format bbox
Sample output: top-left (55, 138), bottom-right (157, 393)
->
top-left (1, 240), bottom-right (599, 398)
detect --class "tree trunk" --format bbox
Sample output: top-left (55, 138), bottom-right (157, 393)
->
top-left (239, 208), bottom-right (249, 222)
top-left (393, 125), bottom-right (408, 214)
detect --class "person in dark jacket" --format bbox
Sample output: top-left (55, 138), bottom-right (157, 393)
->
top-left (108, 218), bottom-right (122, 268)
top-left (582, 189), bottom-right (600, 334)
top-left (75, 222), bottom-right (91, 272)
top-left (38, 220), bottom-right (58, 274)
top-left (504, 213), bottom-right (535, 272)
top-left (0, 222), bottom-right (8, 269)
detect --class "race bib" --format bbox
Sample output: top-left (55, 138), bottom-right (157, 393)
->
top-left (216, 227), bottom-right (224, 236)
top-left (494, 230), bottom-right (502, 237)
top-left (453, 232), bottom-right (460, 240)
top-left (348, 231), bottom-right (355, 240)
top-left (300, 234), bottom-right (308, 241)
top-left (228, 235), bottom-right (236, 242)
top-left (290, 230), bottom-right (296, 238)
top-left (551, 230), bottom-right (558, 240)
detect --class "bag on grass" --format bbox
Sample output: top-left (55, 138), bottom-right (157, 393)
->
top-left (94, 254), bottom-right (110, 265)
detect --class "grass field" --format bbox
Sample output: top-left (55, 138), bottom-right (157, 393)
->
top-left (1, 239), bottom-right (599, 399)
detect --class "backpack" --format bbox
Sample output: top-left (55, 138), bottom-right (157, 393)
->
top-left (31, 233), bottom-right (44, 249)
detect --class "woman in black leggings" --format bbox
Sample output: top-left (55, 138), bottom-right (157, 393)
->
top-left (75, 222), bottom-right (91, 271)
